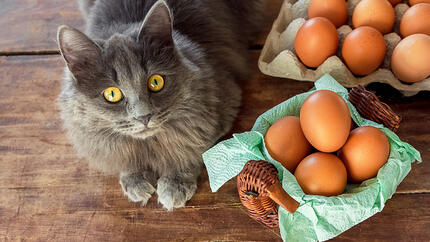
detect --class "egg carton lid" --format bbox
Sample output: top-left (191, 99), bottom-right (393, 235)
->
top-left (258, 0), bottom-right (430, 96)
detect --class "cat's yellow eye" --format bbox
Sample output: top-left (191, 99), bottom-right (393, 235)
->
top-left (103, 87), bottom-right (123, 103)
top-left (148, 74), bottom-right (164, 92)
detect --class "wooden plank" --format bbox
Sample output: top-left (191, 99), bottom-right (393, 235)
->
top-left (0, 0), bottom-right (282, 54)
top-left (0, 204), bottom-right (282, 241)
top-left (0, 52), bottom-right (428, 241)
top-left (1, 187), bottom-right (428, 241)
top-left (0, 0), bottom-right (83, 53)
top-left (334, 194), bottom-right (430, 241)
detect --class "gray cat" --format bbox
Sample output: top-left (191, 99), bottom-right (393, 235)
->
top-left (57, 0), bottom-right (263, 210)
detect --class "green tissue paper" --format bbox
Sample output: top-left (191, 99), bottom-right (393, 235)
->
top-left (202, 74), bottom-right (422, 241)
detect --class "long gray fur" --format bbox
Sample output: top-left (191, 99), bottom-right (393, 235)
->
top-left (57, 0), bottom-right (263, 210)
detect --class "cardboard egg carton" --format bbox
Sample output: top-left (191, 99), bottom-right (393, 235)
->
top-left (258, 0), bottom-right (430, 96)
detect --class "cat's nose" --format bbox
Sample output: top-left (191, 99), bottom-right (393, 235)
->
top-left (135, 114), bottom-right (153, 126)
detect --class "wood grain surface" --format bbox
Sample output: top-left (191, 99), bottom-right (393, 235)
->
top-left (0, 0), bottom-right (282, 54)
top-left (0, 0), bottom-right (429, 241)
top-left (0, 0), bottom-right (83, 54)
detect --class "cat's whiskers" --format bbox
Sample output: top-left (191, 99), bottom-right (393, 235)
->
top-left (112, 119), bottom-right (151, 136)
top-left (116, 123), bottom-right (134, 129)
top-left (156, 111), bottom-right (170, 121)
top-left (97, 127), bottom-right (122, 141)
top-left (115, 121), bottom-right (129, 125)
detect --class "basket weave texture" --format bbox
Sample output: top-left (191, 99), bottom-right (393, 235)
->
top-left (349, 86), bottom-right (401, 132)
top-left (237, 160), bottom-right (280, 227)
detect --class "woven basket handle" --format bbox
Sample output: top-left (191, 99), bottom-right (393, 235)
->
top-left (266, 179), bottom-right (300, 213)
top-left (349, 85), bottom-right (401, 132)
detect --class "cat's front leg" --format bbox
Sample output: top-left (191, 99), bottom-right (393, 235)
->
top-left (157, 164), bottom-right (202, 211)
top-left (119, 171), bottom-right (156, 206)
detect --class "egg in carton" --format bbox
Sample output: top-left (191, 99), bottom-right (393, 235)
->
top-left (258, 0), bottom-right (430, 96)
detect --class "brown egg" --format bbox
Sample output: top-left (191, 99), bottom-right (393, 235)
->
top-left (265, 116), bottom-right (312, 172)
top-left (300, 90), bottom-right (351, 153)
top-left (391, 34), bottom-right (430, 83)
top-left (308, 0), bottom-right (348, 28)
top-left (388, 0), bottom-right (402, 5)
top-left (409, 0), bottom-right (430, 5)
top-left (338, 126), bottom-right (390, 183)
top-left (352, 0), bottom-right (395, 34)
top-left (342, 26), bottom-right (386, 76)
top-left (295, 17), bottom-right (339, 68)
top-left (400, 3), bottom-right (430, 37)
top-left (294, 152), bottom-right (347, 196)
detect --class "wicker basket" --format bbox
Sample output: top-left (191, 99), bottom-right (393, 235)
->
top-left (237, 85), bottom-right (401, 228)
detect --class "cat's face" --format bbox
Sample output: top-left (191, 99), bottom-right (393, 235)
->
top-left (85, 36), bottom-right (183, 138)
top-left (58, 1), bottom-right (201, 139)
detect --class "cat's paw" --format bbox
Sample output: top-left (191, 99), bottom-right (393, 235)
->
top-left (157, 177), bottom-right (197, 211)
top-left (119, 172), bottom-right (156, 206)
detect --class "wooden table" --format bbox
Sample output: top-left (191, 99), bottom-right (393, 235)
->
top-left (1, 1), bottom-right (429, 241)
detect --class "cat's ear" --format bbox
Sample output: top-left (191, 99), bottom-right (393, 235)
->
top-left (57, 25), bottom-right (102, 78)
top-left (137, 0), bottom-right (173, 47)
